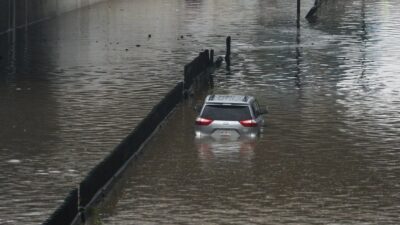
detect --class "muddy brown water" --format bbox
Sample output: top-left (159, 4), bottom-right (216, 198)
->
top-left (1, 0), bottom-right (400, 224)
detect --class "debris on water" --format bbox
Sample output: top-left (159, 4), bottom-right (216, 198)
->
top-left (125, 48), bottom-right (129, 51)
top-left (7, 159), bottom-right (21, 164)
top-left (180, 35), bottom-right (184, 39)
top-left (116, 42), bottom-right (119, 44)
top-left (148, 34), bottom-right (152, 38)
top-left (136, 45), bottom-right (141, 47)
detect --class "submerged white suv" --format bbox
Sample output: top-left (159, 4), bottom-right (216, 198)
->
top-left (195, 95), bottom-right (267, 138)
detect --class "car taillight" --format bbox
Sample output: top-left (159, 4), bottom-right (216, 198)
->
top-left (196, 118), bottom-right (213, 126)
top-left (240, 119), bottom-right (258, 127)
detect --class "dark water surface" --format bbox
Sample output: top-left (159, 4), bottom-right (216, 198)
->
top-left (1, 0), bottom-right (400, 224)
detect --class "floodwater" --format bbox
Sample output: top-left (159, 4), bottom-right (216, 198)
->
top-left (0, 0), bottom-right (399, 224)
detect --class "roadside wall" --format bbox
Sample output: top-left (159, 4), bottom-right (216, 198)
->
top-left (0, 0), bottom-right (106, 35)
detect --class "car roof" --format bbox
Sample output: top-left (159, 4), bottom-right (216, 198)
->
top-left (205, 95), bottom-right (254, 104)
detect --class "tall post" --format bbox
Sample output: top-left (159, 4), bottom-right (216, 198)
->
top-left (297, 0), bottom-right (301, 28)
top-left (225, 36), bottom-right (231, 67)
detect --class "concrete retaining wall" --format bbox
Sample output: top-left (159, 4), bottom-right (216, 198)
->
top-left (0, 0), bottom-right (105, 35)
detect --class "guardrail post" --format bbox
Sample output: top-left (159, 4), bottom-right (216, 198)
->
top-left (225, 36), bottom-right (231, 67)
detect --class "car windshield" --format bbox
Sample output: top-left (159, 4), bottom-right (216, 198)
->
top-left (201, 105), bottom-right (252, 121)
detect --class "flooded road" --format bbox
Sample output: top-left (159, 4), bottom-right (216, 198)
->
top-left (1, 0), bottom-right (400, 224)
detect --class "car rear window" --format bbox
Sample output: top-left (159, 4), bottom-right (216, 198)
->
top-left (201, 105), bottom-right (252, 121)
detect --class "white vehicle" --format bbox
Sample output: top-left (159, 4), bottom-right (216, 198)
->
top-left (195, 95), bottom-right (267, 139)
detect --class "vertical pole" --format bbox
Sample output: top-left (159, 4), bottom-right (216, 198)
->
top-left (297, 0), bottom-right (301, 28)
top-left (225, 36), bottom-right (231, 67)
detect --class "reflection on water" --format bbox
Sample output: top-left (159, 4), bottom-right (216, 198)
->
top-left (1, 0), bottom-right (400, 224)
top-left (195, 136), bottom-right (257, 165)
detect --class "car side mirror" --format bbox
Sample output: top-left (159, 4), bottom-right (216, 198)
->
top-left (259, 106), bottom-right (268, 114)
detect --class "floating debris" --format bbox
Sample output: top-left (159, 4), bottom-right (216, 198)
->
top-left (7, 159), bottom-right (21, 164)
top-left (136, 45), bottom-right (141, 47)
